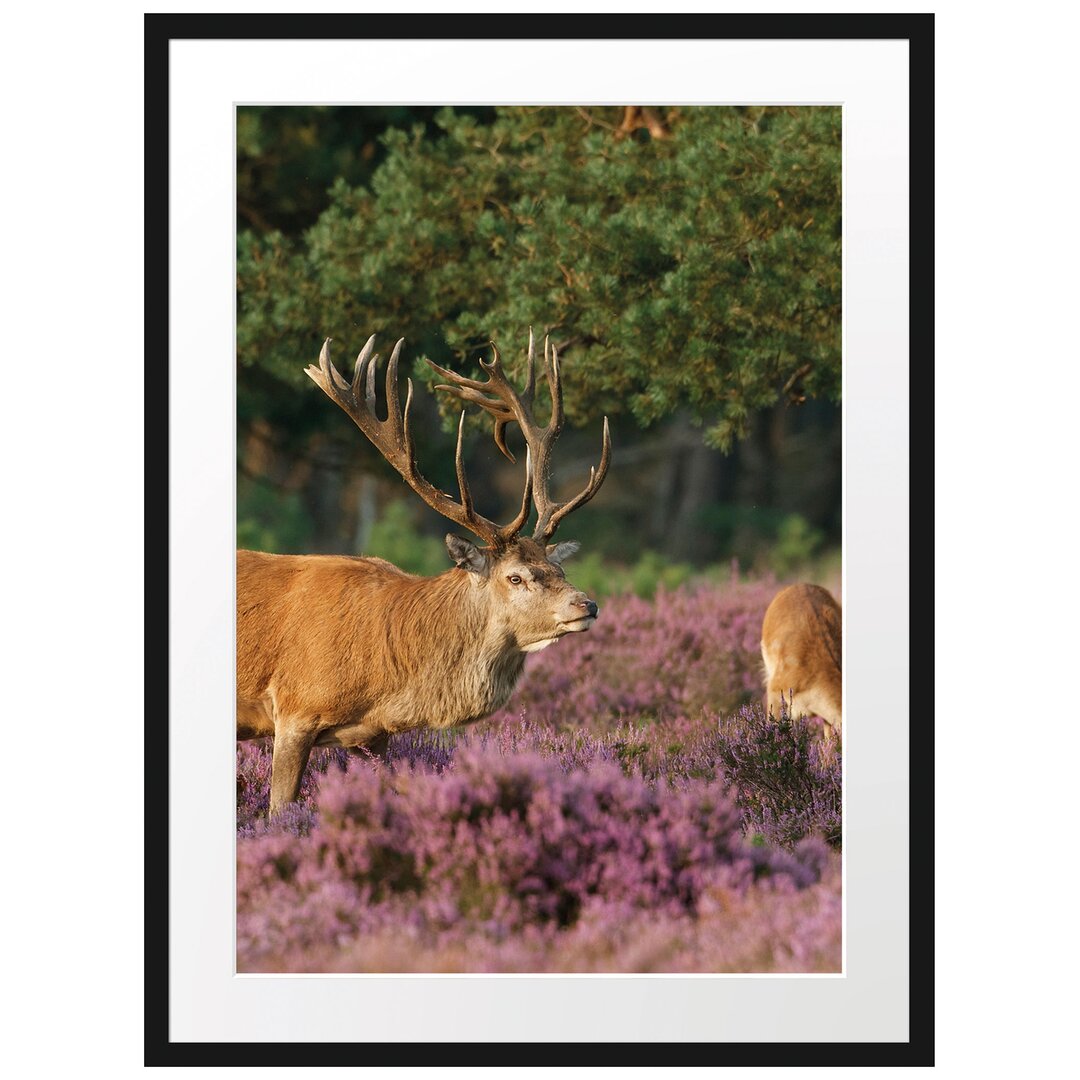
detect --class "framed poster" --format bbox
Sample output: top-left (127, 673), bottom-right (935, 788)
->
top-left (147, 12), bottom-right (932, 1065)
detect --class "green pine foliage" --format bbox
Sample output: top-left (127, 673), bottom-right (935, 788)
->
top-left (238, 106), bottom-right (840, 450)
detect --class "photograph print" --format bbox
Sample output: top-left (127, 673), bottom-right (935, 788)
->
top-left (234, 104), bottom-right (843, 974)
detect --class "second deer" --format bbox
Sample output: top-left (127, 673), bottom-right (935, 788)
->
top-left (761, 583), bottom-right (842, 740)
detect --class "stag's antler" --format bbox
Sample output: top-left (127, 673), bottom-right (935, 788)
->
top-left (427, 328), bottom-right (611, 542)
top-left (305, 336), bottom-right (532, 550)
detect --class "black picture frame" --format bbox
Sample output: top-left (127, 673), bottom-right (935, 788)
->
top-left (145, 12), bottom-right (933, 1067)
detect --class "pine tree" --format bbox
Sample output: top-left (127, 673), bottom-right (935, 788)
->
top-left (237, 105), bottom-right (841, 452)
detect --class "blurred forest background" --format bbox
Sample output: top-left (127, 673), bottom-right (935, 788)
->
top-left (236, 105), bottom-right (841, 597)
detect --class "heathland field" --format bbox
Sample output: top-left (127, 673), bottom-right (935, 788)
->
top-left (236, 574), bottom-right (842, 973)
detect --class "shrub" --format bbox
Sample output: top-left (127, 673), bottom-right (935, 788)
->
top-left (486, 577), bottom-right (777, 725)
top-left (364, 499), bottom-right (449, 575)
top-left (714, 703), bottom-right (842, 849)
top-left (769, 513), bottom-right (826, 577)
top-left (567, 549), bottom-right (697, 600)
top-left (386, 707), bottom-right (842, 851)
top-left (236, 745), bottom-right (831, 972)
top-left (236, 474), bottom-right (312, 553)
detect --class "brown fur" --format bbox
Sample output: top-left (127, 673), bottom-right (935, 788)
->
top-left (760, 583), bottom-right (842, 740)
top-left (237, 538), bottom-right (596, 812)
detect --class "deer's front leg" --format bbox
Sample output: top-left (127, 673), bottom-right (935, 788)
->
top-left (269, 723), bottom-right (318, 816)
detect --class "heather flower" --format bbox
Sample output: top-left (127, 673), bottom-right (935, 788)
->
top-left (235, 580), bottom-right (842, 973)
top-left (238, 739), bottom-right (836, 972)
top-left (484, 578), bottom-right (780, 728)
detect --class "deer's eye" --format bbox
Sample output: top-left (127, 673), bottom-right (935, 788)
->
top-left (508, 574), bottom-right (523, 585)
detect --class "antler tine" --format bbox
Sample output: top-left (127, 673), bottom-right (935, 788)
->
top-left (365, 349), bottom-right (379, 410)
top-left (454, 410), bottom-right (473, 518)
top-left (352, 335), bottom-right (377, 399)
top-left (306, 336), bottom-right (504, 549)
top-left (540, 416), bottom-right (612, 539)
top-left (490, 420), bottom-right (514, 464)
top-left (487, 341), bottom-right (519, 464)
top-left (401, 376), bottom-right (415, 475)
top-left (488, 339), bottom-right (533, 464)
top-left (523, 327), bottom-right (537, 403)
top-left (429, 343), bottom-right (522, 464)
top-left (430, 382), bottom-right (514, 418)
top-left (426, 357), bottom-right (490, 393)
top-left (479, 339), bottom-right (501, 373)
top-left (330, 359), bottom-right (351, 393)
top-left (308, 338), bottom-right (351, 404)
top-left (498, 447), bottom-right (533, 543)
top-left (524, 334), bottom-right (605, 542)
top-left (543, 336), bottom-right (564, 432)
top-left (385, 338), bottom-right (405, 431)
top-left (310, 338), bottom-right (343, 398)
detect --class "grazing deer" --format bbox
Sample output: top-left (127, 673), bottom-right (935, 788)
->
top-left (237, 330), bottom-right (611, 813)
top-left (761, 583), bottom-right (842, 740)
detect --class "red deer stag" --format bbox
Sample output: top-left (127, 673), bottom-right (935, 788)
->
top-left (237, 330), bottom-right (611, 813)
top-left (761, 583), bottom-right (842, 740)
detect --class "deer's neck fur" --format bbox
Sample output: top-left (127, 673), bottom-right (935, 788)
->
top-left (363, 566), bottom-right (526, 732)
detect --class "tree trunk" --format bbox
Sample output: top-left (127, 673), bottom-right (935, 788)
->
top-left (652, 413), bottom-right (722, 563)
top-left (352, 473), bottom-right (378, 554)
top-left (301, 435), bottom-right (349, 553)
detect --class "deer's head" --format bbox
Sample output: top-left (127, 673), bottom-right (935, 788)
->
top-left (305, 328), bottom-right (610, 652)
top-left (445, 534), bottom-right (597, 652)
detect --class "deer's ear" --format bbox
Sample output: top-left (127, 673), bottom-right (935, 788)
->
top-left (546, 540), bottom-right (580, 566)
top-left (445, 534), bottom-right (488, 575)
